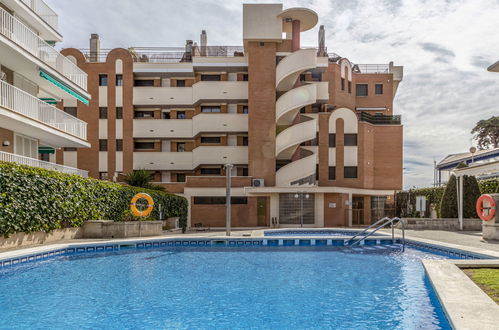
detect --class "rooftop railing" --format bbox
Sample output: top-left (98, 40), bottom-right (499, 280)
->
top-left (0, 7), bottom-right (87, 90)
top-left (359, 112), bottom-right (401, 125)
top-left (353, 64), bottom-right (390, 74)
top-left (0, 151), bottom-right (88, 177)
top-left (20, 0), bottom-right (58, 31)
top-left (0, 80), bottom-right (87, 140)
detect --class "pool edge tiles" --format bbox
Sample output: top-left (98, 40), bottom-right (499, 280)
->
top-left (0, 235), bottom-right (496, 269)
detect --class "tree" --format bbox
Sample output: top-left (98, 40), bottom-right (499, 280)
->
top-left (123, 169), bottom-right (165, 192)
top-left (440, 174), bottom-right (457, 218)
top-left (471, 116), bottom-right (499, 150)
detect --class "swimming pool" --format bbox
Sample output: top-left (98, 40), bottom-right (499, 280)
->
top-left (0, 245), bottom-right (453, 329)
top-left (264, 229), bottom-right (385, 236)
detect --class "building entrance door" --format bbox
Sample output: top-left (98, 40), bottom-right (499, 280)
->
top-left (257, 197), bottom-right (268, 227)
top-left (352, 197), bottom-right (365, 225)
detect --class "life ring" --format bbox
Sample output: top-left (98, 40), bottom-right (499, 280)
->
top-left (130, 193), bottom-right (154, 217)
top-left (476, 194), bottom-right (496, 222)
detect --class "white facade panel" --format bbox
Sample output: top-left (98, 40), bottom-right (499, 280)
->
top-left (344, 147), bottom-right (358, 166)
top-left (64, 151), bottom-right (77, 168)
top-left (98, 86), bottom-right (107, 107)
top-left (99, 152), bottom-right (107, 171)
top-left (99, 119), bottom-right (107, 139)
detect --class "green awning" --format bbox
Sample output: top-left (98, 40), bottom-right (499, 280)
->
top-left (39, 70), bottom-right (89, 105)
top-left (39, 147), bottom-right (55, 154)
top-left (40, 98), bottom-right (58, 105)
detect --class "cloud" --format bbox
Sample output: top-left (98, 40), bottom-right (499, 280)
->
top-left (45, 0), bottom-right (499, 189)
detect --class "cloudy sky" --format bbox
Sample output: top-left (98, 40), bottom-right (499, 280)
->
top-left (46, 0), bottom-right (499, 189)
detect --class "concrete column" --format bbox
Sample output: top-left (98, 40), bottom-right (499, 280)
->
top-left (292, 20), bottom-right (300, 51)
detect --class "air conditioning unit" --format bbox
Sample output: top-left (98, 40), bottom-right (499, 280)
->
top-left (252, 179), bottom-right (264, 187)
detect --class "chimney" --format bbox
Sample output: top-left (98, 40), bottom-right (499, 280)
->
top-left (184, 40), bottom-right (193, 62)
top-left (318, 25), bottom-right (325, 56)
top-left (89, 34), bottom-right (100, 62)
top-left (200, 30), bottom-right (207, 56)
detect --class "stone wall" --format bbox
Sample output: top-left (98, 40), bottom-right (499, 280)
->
top-left (399, 218), bottom-right (482, 231)
top-left (0, 228), bottom-right (82, 250)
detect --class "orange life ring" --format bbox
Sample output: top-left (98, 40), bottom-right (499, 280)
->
top-left (476, 194), bottom-right (496, 222)
top-left (130, 193), bottom-right (154, 217)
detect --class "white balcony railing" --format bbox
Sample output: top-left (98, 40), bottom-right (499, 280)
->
top-left (20, 0), bottom-right (58, 31)
top-left (0, 80), bottom-right (87, 140)
top-left (0, 151), bottom-right (88, 177)
top-left (0, 7), bottom-right (86, 90)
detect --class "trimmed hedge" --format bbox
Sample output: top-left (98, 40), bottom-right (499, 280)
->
top-left (0, 162), bottom-right (188, 236)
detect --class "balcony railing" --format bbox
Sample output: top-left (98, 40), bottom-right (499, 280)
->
top-left (0, 80), bottom-right (87, 140)
top-left (0, 7), bottom-right (87, 90)
top-left (0, 151), bottom-right (88, 177)
top-left (359, 112), bottom-right (401, 125)
top-left (20, 0), bottom-right (58, 31)
top-left (353, 64), bottom-right (390, 74)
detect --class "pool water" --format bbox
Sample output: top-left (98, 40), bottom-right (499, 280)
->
top-left (264, 229), bottom-right (384, 236)
top-left (0, 246), bottom-right (451, 329)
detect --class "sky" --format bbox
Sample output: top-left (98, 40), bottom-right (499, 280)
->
top-left (46, 0), bottom-right (499, 189)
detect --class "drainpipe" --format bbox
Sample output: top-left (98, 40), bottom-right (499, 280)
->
top-left (292, 20), bottom-right (300, 51)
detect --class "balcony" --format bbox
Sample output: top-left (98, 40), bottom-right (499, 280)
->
top-left (359, 112), bottom-right (401, 125)
top-left (0, 80), bottom-right (88, 147)
top-left (0, 7), bottom-right (88, 95)
top-left (0, 151), bottom-right (88, 177)
top-left (20, 0), bottom-right (58, 31)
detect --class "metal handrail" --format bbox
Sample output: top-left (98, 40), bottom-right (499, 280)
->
top-left (347, 217), bottom-right (405, 251)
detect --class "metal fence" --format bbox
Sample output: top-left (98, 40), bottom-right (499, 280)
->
top-left (359, 112), bottom-right (401, 125)
top-left (0, 151), bottom-right (88, 177)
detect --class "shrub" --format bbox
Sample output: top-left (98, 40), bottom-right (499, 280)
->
top-left (0, 162), bottom-right (188, 236)
top-left (439, 174), bottom-right (481, 219)
top-left (440, 175), bottom-right (458, 218)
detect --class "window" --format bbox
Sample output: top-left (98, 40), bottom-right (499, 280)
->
top-left (344, 134), bottom-right (358, 146)
top-left (176, 173), bottom-right (186, 182)
top-left (116, 139), bottom-right (123, 151)
top-left (201, 74), bottom-right (221, 81)
top-left (375, 83), bottom-right (383, 95)
top-left (63, 107), bottom-right (77, 117)
top-left (242, 74), bottom-right (248, 81)
top-left (99, 107), bottom-right (107, 119)
top-left (177, 111), bottom-right (186, 119)
top-left (134, 79), bottom-right (154, 86)
top-left (99, 172), bottom-right (108, 180)
top-left (40, 153), bottom-right (50, 162)
top-left (116, 107), bottom-right (123, 119)
top-left (344, 166), bottom-right (358, 178)
top-left (316, 164), bottom-right (319, 181)
top-left (200, 136), bottom-right (221, 144)
top-left (341, 78), bottom-right (345, 91)
top-left (242, 106), bottom-right (249, 114)
top-left (99, 74), bottom-right (108, 86)
top-left (311, 71), bottom-right (322, 81)
top-left (134, 141), bottom-right (155, 150)
top-left (311, 104), bottom-right (320, 113)
top-left (201, 106), bottom-right (221, 113)
top-left (200, 168), bottom-right (221, 175)
top-left (162, 112), bottom-right (171, 119)
top-left (299, 74), bottom-right (306, 81)
top-left (134, 111), bottom-right (154, 118)
top-left (116, 74), bottom-right (123, 86)
top-left (64, 147), bottom-right (77, 151)
top-left (300, 107), bottom-right (306, 114)
top-left (328, 166), bottom-right (336, 180)
top-left (242, 167), bottom-right (249, 176)
top-left (329, 134), bottom-right (336, 147)
top-left (242, 136), bottom-right (248, 146)
top-left (193, 196), bottom-right (248, 204)
top-left (348, 81), bottom-right (352, 93)
top-left (99, 139), bottom-right (107, 151)
top-left (176, 80), bottom-right (186, 87)
top-left (176, 142), bottom-right (185, 152)
top-left (356, 84), bottom-right (368, 97)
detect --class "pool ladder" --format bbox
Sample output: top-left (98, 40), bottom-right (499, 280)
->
top-left (347, 217), bottom-right (405, 252)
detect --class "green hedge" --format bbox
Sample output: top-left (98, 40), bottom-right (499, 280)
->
top-left (0, 162), bottom-right (188, 236)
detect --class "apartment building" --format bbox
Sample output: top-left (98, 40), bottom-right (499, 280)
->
top-left (0, 0), bottom-right (90, 176)
top-left (57, 4), bottom-right (403, 227)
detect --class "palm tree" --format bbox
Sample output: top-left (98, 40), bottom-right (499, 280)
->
top-left (471, 116), bottom-right (499, 149)
top-left (123, 169), bottom-right (165, 191)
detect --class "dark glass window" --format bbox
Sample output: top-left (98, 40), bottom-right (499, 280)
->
top-left (64, 147), bottom-right (77, 151)
top-left (200, 168), bottom-right (221, 175)
top-left (40, 153), bottom-right (50, 162)
top-left (63, 107), bottom-right (77, 117)
top-left (356, 84), bottom-right (368, 96)
top-left (193, 196), bottom-right (247, 204)
top-left (348, 81), bottom-right (352, 93)
top-left (242, 106), bottom-right (249, 114)
top-left (177, 143), bottom-right (185, 152)
top-left (116, 139), bottom-right (123, 151)
top-left (242, 136), bottom-right (248, 146)
top-left (134, 79), bottom-right (154, 86)
top-left (344, 166), bottom-right (358, 178)
top-left (134, 111), bottom-right (154, 118)
top-left (328, 166), bottom-right (336, 180)
top-left (134, 142), bottom-right (155, 150)
top-left (311, 104), bottom-right (320, 113)
top-left (311, 71), bottom-right (321, 81)
top-left (299, 74), bottom-right (306, 81)
top-left (200, 136), bottom-right (221, 144)
top-left (341, 78), bottom-right (345, 91)
top-left (176, 173), bottom-right (186, 182)
top-left (116, 107), bottom-right (123, 119)
top-left (99, 139), bottom-right (107, 151)
top-left (242, 74), bottom-right (248, 81)
top-left (329, 134), bottom-right (336, 147)
top-left (176, 80), bottom-right (186, 87)
top-left (116, 74), bottom-right (123, 86)
top-left (162, 112), bottom-right (171, 119)
top-left (375, 83), bottom-right (383, 95)
top-left (201, 106), bottom-right (221, 113)
top-left (99, 107), bottom-right (107, 119)
top-left (316, 164), bottom-right (319, 181)
top-left (344, 134), bottom-right (358, 146)
top-left (99, 74), bottom-right (108, 86)
top-left (177, 111), bottom-right (186, 119)
top-left (242, 167), bottom-right (249, 176)
top-left (201, 74), bottom-right (221, 81)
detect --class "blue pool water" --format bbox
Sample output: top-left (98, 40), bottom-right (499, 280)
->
top-left (0, 246), bottom-right (451, 329)
top-left (265, 229), bottom-right (384, 236)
